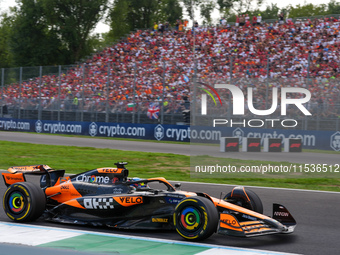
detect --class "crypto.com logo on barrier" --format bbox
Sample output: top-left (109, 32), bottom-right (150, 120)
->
top-left (200, 84), bottom-right (312, 128)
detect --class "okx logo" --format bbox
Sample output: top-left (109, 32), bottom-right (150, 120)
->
top-left (198, 82), bottom-right (222, 115)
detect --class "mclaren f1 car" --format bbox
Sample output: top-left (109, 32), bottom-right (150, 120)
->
top-left (2, 163), bottom-right (296, 241)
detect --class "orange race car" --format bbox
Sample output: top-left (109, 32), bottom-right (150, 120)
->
top-left (2, 162), bottom-right (296, 241)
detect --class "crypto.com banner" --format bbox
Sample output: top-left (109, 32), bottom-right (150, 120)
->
top-left (0, 118), bottom-right (339, 150)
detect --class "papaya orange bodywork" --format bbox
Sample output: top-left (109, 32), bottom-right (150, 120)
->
top-left (45, 181), bottom-right (82, 203)
top-left (2, 173), bottom-right (25, 186)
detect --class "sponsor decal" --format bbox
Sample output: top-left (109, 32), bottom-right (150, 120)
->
top-left (242, 214), bottom-right (257, 221)
top-left (232, 128), bottom-right (244, 144)
top-left (89, 122), bottom-right (98, 137)
top-left (270, 143), bottom-right (281, 148)
top-left (6, 176), bottom-right (23, 181)
top-left (165, 197), bottom-right (182, 204)
top-left (152, 218), bottom-right (169, 223)
top-left (203, 211), bottom-right (208, 231)
top-left (119, 196), bottom-right (142, 204)
top-left (35, 121), bottom-right (82, 134)
top-left (221, 219), bottom-right (238, 226)
top-left (97, 168), bottom-right (123, 174)
top-left (35, 120), bottom-right (43, 133)
top-left (3, 174), bottom-right (25, 184)
top-left (154, 124), bottom-right (164, 141)
top-left (290, 143), bottom-right (301, 148)
top-left (219, 214), bottom-right (241, 230)
top-left (248, 143), bottom-right (260, 147)
top-left (330, 131), bottom-right (340, 151)
top-left (226, 142), bottom-right (238, 147)
top-left (76, 174), bottom-right (110, 184)
top-left (84, 198), bottom-right (115, 209)
top-left (112, 188), bottom-right (123, 194)
top-left (274, 211), bottom-right (289, 217)
top-left (60, 177), bottom-right (69, 183)
top-left (114, 196), bottom-right (143, 206)
top-left (236, 128), bottom-right (316, 147)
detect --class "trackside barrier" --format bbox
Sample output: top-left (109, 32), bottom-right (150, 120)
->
top-left (263, 138), bottom-right (282, 152)
top-left (284, 138), bottom-right (302, 152)
top-left (220, 137), bottom-right (239, 152)
top-left (242, 137), bottom-right (261, 152)
top-left (1, 118), bottom-right (339, 151)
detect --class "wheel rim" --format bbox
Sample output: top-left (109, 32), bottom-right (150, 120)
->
top-left (179, 206), bottom-right (201, 231)
top-left (8, 191), bottom-right (26, 214)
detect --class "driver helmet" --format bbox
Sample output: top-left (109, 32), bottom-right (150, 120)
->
top-left (130, 177), bottom-right (148, 189)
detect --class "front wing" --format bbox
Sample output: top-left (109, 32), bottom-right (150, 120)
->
top-left (217, 203), bottom-right (296, 237)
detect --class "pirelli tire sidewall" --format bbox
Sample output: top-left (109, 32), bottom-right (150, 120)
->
top-left (173, 196), bottom-right (219, 241)
top-left (3, 182), bottom-right (46, 222)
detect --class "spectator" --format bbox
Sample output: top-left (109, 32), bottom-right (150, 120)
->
top-left (252, 15), bottom-right (257, 26)
top-left (279, 13), bottom-right (285, 25)
top-left (179, 20), bottom-right (184, 32)
top-left (257, 14), bottom-right (262, 25)
top-left (245, 14), bottom-right (250, 24)
top-left (184, 19), bottom-right (189, 29)
top-left (239, 14), bottom-right (245, 27)
top-left (221, 17), bottom-right (227, 27)
top-left (175, 19), bottom-right (180, 31)
top-left (2, 16), bottom-right (340, 117)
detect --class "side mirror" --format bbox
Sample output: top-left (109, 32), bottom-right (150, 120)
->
top-left (174, 183), bottom-right (181, 190)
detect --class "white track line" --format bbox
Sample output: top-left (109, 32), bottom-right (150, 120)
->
top-left (0, 222), bottom-right (300, 255)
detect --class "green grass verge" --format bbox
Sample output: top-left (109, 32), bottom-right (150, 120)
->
top-left (10, 131), bottom-right (340, 154)
top-left (0, 140), bottom-right (339, 192)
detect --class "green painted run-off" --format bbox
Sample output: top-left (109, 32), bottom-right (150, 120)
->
top-left (38, 234), bottom-right (209, 255)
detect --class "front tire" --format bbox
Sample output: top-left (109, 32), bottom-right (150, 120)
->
top-left (224, 186), bottom-right (263, 214)
top-left (3, 182), bottom-right (46, 222)
top-left (173, 196), bottom-right (218, 241)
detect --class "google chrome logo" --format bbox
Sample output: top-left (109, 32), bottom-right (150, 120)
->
top-left (89, 175), bottom-right (97, 183)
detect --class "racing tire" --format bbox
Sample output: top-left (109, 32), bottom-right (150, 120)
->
top-left (173, 196), bottom-right (218, 241)
top-left (224, 186), bottom-right (263, 214)
top-left (3, 182), bottom-right (46, 222)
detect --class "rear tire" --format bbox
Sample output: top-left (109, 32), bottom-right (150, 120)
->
top-left (3, 182), bottom-right (46, 222)
top-left (173, 196), bottom-right (218, 241)
top-left (224, 187), bottom-right (263, 214)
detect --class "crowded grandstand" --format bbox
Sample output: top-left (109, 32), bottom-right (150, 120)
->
top-left (1, 16), bottom-right (340, 124)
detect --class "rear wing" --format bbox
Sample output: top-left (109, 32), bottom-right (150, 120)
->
top-left (2, 164), bottom-right (64, 188)
top-left (7, 165), bottom-right (52, 173)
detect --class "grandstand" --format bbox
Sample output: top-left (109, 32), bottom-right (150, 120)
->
top-left (0, 16), bottom-right (339, 130)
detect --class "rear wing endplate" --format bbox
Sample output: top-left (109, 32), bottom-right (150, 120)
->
top-left (2, 164), bottom-right (58, 187)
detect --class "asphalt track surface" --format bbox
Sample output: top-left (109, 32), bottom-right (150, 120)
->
top-left (0, 131), bottom-right (339, 164)
top-left (0, 131), bottom-right (339, 255)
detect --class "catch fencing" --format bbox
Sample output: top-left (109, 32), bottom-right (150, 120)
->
top-left (0, 54), bottom-right (339, 131)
